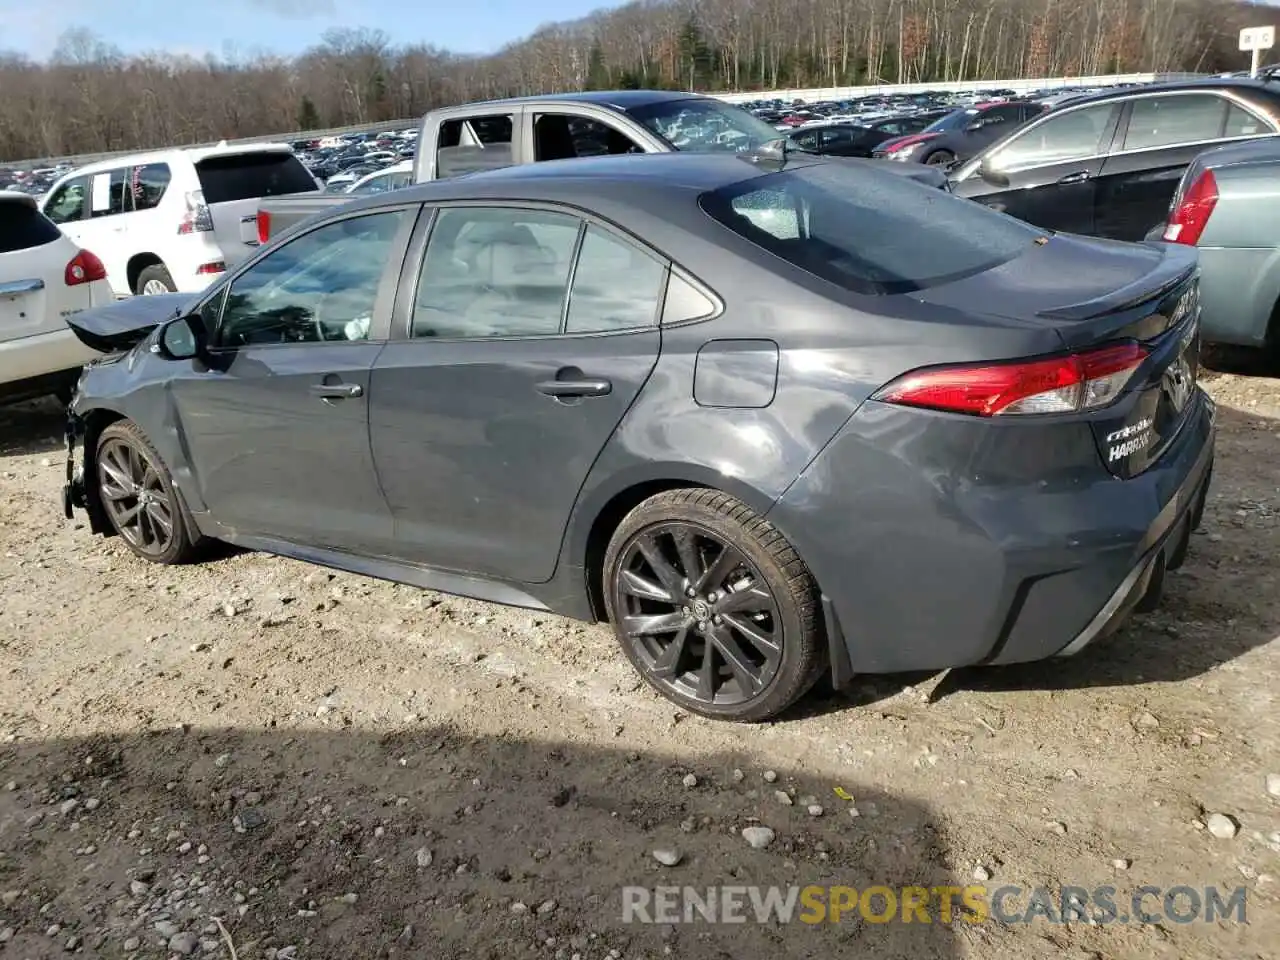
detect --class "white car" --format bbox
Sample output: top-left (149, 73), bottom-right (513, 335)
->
top-left (39, 143), bottom-right (322, 299)
top-left (344, 160), bottom-right (414, 196)
top-left (0, 192), bottom-right (111, 403)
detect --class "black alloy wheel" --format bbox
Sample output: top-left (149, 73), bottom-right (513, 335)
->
top-left (604, 489), bottom-right (826, 722)
top-left (95, 421), bottom-right (202, 564)
top-left (615, 521), bottom-right (783, 707)
top-left (98, 436), bottom-right (175, 558)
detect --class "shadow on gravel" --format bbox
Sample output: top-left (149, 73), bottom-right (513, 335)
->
top-left (0, 728), bottom-right (961, 959)
top-left (934, 401), bottom-right (1280, 700)
top-left (0, 398), bottom-right (65, 459)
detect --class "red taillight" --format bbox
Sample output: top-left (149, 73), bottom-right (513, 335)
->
top-left (196, 261), bottom-right (226, 275)
top-left (1163, 169), bottom-right (1218, 245)
top-left (65, 250), bottom-right (107, 287)
top-left (177, 190), bottom-right (213, 235)
top-left (874, 342), bottom-right (1149, 417)
top-left (256, 211), bottom-right (271, 245)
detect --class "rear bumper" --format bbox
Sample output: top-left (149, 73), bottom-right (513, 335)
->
top-left (769, 388), bottom-right (1217, 675)
top-left (0, 328), bottom-right (96, 394)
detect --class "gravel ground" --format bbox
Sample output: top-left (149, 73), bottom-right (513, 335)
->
top-left (1, 369), bottom-right (1279, 960)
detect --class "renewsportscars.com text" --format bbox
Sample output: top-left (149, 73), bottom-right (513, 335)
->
top-left (621, 884), bottom-right (1248, 925)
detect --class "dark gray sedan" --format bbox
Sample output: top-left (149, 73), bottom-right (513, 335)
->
top-left (61, 152), bottom-right (1215, 722)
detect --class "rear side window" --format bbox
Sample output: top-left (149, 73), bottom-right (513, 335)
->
top-left (0, 203), bottom-right (61, 253)
top-left (130, 163), bottom-right (171, 211)
top-left (700, 164), bottom-right (1042, 295)
top-left (1122, 95), bottom-right (1226, 151)
top-left (436, 115), bottom-right (514, 179)
top-left (195, 152), bottom-right (317, 204)
top-left (1225, 103), bottom-right (1271, 137)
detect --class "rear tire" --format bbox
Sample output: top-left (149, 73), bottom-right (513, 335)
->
top-left (603, 489), bottom-right (826, 722)
top-left (135, 264), bottom-right (176, 296)
top-left (95, 420), bottom-right (202, 564)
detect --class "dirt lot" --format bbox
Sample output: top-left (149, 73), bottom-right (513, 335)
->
top-left (1, 369), bottom-right (1278, 960)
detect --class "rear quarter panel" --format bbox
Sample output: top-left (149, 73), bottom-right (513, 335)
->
top-left (1197, 161), bottom-right (1280, 346)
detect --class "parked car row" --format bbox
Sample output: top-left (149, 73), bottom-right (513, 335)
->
top-left (6, 78), bottom-right (1280, 419)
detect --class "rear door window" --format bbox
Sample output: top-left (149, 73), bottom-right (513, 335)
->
top-left (1122, 95), bottom-right (1228, 151)
top-left (436, 114), bottom-right (514, 179)
top-left (532, 114), bottom-right (644, 162)
top-left (700, 164), bottom-right (1042, 295)
top-left (195, 152), bottom-right (317, 204)
top-left (0, 203), bottom-right (61, 253)
top-left (88, 168), bottom-right (130, 219)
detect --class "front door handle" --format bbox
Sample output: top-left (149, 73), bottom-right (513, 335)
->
top-left (310, 382), bottom-right (363, 400)
top-left (536, 378), bottom-right (612, 399)
top-left (1057, 170), bottom-right (1092, 184)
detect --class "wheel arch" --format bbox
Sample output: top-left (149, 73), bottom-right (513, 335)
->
top-left (126, 254), bottom-right (166, 294)
top-left (573, 465), bottom-right (781, 623)
top-left (79, 405), bottom-right (129, 536)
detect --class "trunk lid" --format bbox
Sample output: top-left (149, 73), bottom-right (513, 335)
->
top-left (64, 293), bottom-right (192, 353)
top-left (194, 150), bottom-right (321, 267)
top-left (915, 234), bottom-right (1201, 478)
top-left (0, 195), bottom-right (84, 343)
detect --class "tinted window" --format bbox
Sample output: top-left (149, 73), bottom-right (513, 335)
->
top-left (790, 130), bottom-right (821, 150)
top-left (129, 163), bottom-right (171, 211)
top-left (413, 207), bottom-right (580, 339)
top-left (700, 164), bottom-right (1041, 295)
top-left (1123, 95), bottom-right (1226, 151)
top-left (533, 115), bottom-right (644, 162)
top-left (565, 226), bottom-right (666, 333)
top-left (436, 114), bottom-right (513, 179)
top-left (217, 211), bottom-right (405, 347)
top-left (990, 103), bottom-right (1117, 170)
top-left (822, 128), bottom-right (858, 149)
top-left (0, 202), bottom-right (61, 253)
top-left (1224, 103), bottom-right (1271, 137)
top-left (44, 177), bottom-right (88, 224)
top-left (194, 152), bottom-right (317, 204)
top-left (88, 168), bottom-right (129, 219)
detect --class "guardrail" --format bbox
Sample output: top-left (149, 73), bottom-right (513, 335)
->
top-left (9, 72), bottom-right (1204, 169)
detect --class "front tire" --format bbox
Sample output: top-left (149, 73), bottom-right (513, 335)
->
top-left (924, 149), bottom-right (956, 166)
top-left (603, 489), bottom-right (825, 722)
top-left (96, 421), bottom-right (201, 564)
top-left (135, 264), bottom-right (176, 296)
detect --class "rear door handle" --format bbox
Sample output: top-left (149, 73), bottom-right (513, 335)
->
top-left (310, 382), bottom-right (363, 400)
top-left (536, 378), bottom-right (612, 399)
top-left (1057, 170), bottom-right (1092, 184)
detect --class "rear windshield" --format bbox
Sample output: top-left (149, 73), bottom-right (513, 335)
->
top-left (699, 163), bottom-right (1042, 295)
top-left (0, 201), bottom-right (61, 254)
top-left (194, 152), bottom-right (316, 204)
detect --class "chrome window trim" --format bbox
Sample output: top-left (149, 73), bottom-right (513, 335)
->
top-left (958, 89), bottom-right (1279, 179)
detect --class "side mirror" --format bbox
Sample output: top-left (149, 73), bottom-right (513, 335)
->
top-left (978, 156), bottom-right (1011, 188)
top-left (154, 314), bottom-right (205, 360)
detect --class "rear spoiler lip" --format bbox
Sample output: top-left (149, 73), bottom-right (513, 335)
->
top-left (0, 190), bottom-right (37, 208)
top-left (1036, 246), bottom-right (1198, 323)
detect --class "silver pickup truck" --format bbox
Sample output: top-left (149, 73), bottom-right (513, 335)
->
top-left (257, 90), bottom-right (949, 241)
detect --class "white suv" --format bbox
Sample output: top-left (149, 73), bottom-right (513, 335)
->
top-left (0, 192), bottom-right (111, 403)
top-left (40, 144), bottom-right (322, 299)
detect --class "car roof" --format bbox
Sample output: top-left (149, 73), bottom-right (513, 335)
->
top-left (1194, 133), bottom-right (1280, 168)
top-left (437, 89), bottom-right (707, 113)
top-left (1052, 77), bottom-right (1280, 109)
top-left (62, 142), bottom-right (296, 178)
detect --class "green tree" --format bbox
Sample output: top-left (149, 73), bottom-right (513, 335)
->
top-left (297, 95), bottom-right (321, 131)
